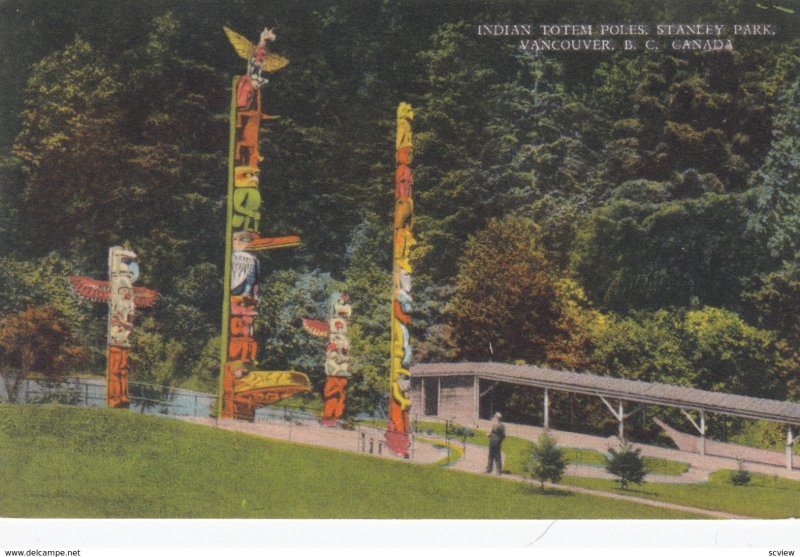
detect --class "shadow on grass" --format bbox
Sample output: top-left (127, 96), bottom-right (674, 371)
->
top-left (521, 484), bottom-right (574, 497)
top-left (608, 485), bottom-right (660, 497)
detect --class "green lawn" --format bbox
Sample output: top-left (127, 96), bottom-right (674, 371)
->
top-left (0, 405), bottom-right (695, 519)
top-left (561, 471), bottom-right (800, 519)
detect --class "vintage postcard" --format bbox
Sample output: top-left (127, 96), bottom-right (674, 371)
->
top-left (0, 0), bottom-right (799, 553)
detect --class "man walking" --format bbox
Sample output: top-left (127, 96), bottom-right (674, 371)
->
top-left (486, 412), bottom-right (505, 475)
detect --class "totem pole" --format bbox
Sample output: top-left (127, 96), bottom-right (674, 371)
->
top-left (69, 247), bottom-right (159, 408)
top-left (219, 27), bottom-right (311, 420)
top-left (386, 102), bottom-right (415, 456)
top-left (302, 293), bottom-right (353, 426)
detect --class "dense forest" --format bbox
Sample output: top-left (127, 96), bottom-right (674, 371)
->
top-left (1, 0), bottom-right (798, 442)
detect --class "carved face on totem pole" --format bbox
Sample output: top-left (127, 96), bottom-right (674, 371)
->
top-left (108, 247), bottom-right (138, 347)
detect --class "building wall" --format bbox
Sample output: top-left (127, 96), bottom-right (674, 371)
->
top-left (409, 377), bottom-right (423, 418)
top-left (409, 375), bottom-right (478, 423)
top-left (438, 375), bottom-right (476, 423)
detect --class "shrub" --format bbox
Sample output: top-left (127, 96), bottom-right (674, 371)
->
top-left (527, 432), bottom-right (567, 489)
top-left (730, 460), bottom-right (752, 486)
top-left (605, 441), bottom-right (647, 489)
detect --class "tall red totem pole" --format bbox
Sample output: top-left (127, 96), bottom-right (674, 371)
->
top-left (386, 102), bottom-right (415, 456)
top-left (218, 27), bottom-right (311, 420)
top-left (69, 247), bottom-right (159, 408)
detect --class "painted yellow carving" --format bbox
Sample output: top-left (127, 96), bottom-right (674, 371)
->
top-left (396, 102), bottom-right (414, 150)
top-left (235, 370), bottom-right (311, 393)
top-left (223, 26), bottom-right (289, 73)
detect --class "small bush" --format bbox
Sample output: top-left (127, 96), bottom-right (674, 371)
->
top-left (605, 441), bottom-right (647, 489)
top-left (730, 460), bottom-right (752, 486)
top-left (527, 432), bottom-right (567, 489)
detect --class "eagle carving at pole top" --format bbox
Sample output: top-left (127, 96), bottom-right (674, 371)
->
top-left (223, 26), bottom-right (289, 74)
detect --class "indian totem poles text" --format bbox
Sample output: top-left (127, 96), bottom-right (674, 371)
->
top-left (69, 247), bottom-right (159, 408)
top-left (302, 293), bottom-right (353, 426)
top-left (386, 102), bottom-right (415, 456)
top-left (219, 27), bottom-right (311, 420)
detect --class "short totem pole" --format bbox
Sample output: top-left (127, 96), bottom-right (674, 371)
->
top-left (386, 102), bottom-right (415, 456)
top-left (69, 247), bottom-right (159, 408)
top-left (218, 27), bottom-right (311, 420)
top-left (303, 293), bottom-right (353, 426)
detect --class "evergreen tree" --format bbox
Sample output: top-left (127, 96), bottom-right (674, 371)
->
top-left (527, 432), bottom-right (567, 490)
top-left (605, 441), bottom-right (646, 490)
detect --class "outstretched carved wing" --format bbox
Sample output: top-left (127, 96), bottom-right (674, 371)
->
top-left (133, 286), bottom-right (159, 308)
top-left (302, 318), bottom-right (329, 337)
top-left (224, 26), bottom-right (256, 60)
top-left (224, 26), bottom-right (289, 73)
top-left (69, 276), bottom-right (158, 308)
top-left (69, 276), bottom-right (111, 303)
top-left (261, 52), bottom-right (289, 73)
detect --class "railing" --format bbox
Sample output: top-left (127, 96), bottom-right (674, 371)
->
top-left (4, 377), bottom-right (422, 460)
top-left (406, 413), bottom-right (469, 465)
top-left (0, 377), bottom-right (217, 418)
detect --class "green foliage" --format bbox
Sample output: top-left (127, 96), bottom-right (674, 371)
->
top-left (0, 0), bottom-right (796, 421)
top-left (12, 36), bottom-right (129, 256)
top-left (342, 218), bottom-right (393, 415)
top-left (189, 335), bottom-right (221, 392)
top-left (527, 432), bottom-right (567, 489)
top-left (746, 78), bottom-right (800, 262)
top-left (573, 193), bottom-right (756, 311)
top-left (730, 461), bottom-right (752, 486)
top-left (605, 441), bottom-right (647, 489)
top-left (588, 306), bottom-right (780, 395)
top-left (0, 306), bottom-right (84, 402)
top-left (448, 215), bottom-right (579, 365)
top-left (729, 420), bottom-right (800, 454)
top-left (129, 323), bottom-right (184, 411)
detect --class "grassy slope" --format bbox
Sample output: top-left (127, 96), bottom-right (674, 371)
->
top-left (562, 472), bottom-right (800, 519)
top-left (0, 405), bottom-right (694, 519)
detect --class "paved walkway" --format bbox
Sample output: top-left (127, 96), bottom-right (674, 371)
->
top-left (180, 416), bottom-right (445, 464)
top-left (654, 417), bottom-right (800, 469)
top-left (467, 419), bottom-right (800, 482)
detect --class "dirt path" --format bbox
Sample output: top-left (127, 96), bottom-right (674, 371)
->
top-left (176, 415), bottom-right (752, 519)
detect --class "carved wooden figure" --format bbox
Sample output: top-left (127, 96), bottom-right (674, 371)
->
top-left (69, 247), bottom-right (158, 408)
top-left (219, 28), bottom-right (310, 420)
top-left (303, 292), bottom-right (353, 426)
top-left (387, 103), bottom-right (415, 457)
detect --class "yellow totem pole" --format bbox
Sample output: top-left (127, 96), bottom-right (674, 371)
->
top-left (386, 102), bottom-right (415, 456)
top-left (218, 27), bottom-right (310, 420)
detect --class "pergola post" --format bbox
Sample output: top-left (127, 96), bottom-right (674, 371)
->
top-left (473, 375), bottom-right (479, 421)
top-left (699, 411), bottom-right (706, 456)
top-left (599, 396), bottom-right (625, 441)
top-left (679, 408), bottom-right (706, 455)
top-left (788, 426), bottom-right (795, 471)
top-left (543, 388), bottom-right (550, 430)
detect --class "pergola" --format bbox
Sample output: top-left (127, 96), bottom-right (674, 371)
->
top-left (410, 362), bottom-right (800, 470)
